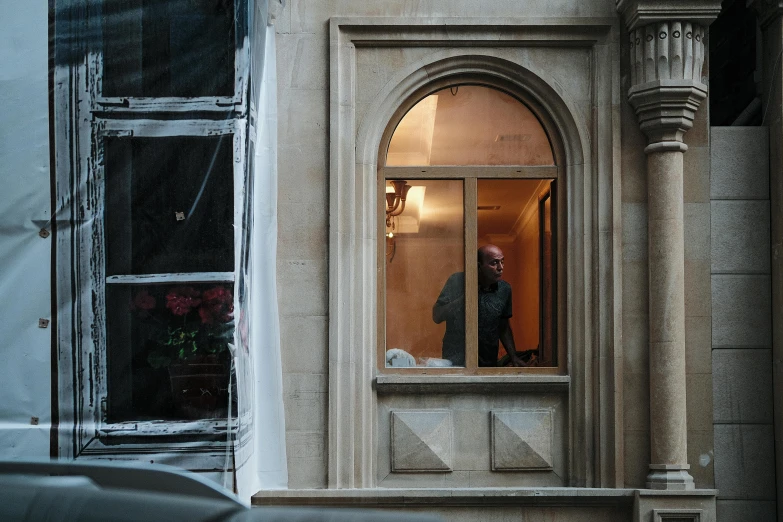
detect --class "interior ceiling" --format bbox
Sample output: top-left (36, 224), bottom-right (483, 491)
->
top-left (477, 179), bottom-right (548, 238)
top-left (389, 179), bottom-right (551, 239)
top-left (386, 85), bottom-right (555, 166)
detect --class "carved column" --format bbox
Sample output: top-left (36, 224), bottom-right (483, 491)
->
top-left (617, 1), bottom-right (721, 490)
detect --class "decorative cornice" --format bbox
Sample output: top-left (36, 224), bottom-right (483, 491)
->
top-left (616, 0), bottom-right (722, 31)
top-left (749, 0), bottom-right (783, 28)
top-left (626, 22), bottom-right (708, 152)
top-left (629, 22), bottom-right (706, 87)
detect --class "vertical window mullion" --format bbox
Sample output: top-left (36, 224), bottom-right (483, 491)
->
top-left (464, 177), bottom-right (478, 372)
top-left (234, 0), bottom-right (248, 106)
top-left (378, 170), bottom-right (387, 371)
top-left (553, 180), bottom-right (563, 371)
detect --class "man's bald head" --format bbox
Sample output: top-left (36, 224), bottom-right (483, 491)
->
top-left (477, 244), bottom-right (505, 287)
top-left (478, 244), bottom-right (503, 264)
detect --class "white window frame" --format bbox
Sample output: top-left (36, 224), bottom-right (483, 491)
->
top-left (53, 0), bottom-right (251, 467)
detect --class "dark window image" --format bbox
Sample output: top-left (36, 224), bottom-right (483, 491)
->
top-left (104, 135), bottom-right (235, 421)
top-left (102, 0), bottom-right (236, 97)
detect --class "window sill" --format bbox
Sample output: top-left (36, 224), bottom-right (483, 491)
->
top-left (98, 418), bottom-right (237, 441)
top-left (75, 416), bottom-right (250, 467)
top-left (252, 487), bottom-right (646, 508)
top-left (374, 374), bottom-right (570, 394)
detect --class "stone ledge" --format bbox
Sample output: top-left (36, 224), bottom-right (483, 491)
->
top-left (375, 375), bottom-right (570, 394)
top-left (636, 489), bottom-right (717, 497)
top-left (253, 487), bottom-right (636, 508)
top-left (616, 0), bottom-right (722, 31)
top-left (253, 488), bottom-right (718, 508)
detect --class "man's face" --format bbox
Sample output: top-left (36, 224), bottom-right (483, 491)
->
top-left (478, 246), bottom-right (505, 286)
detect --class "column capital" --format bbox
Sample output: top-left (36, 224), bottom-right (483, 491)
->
top-left (616, 0), bottom-right (722, 32)
top-left (627, 23), bottom-right (708, 152)
top-left (749, 0), bottom-right (783, 28)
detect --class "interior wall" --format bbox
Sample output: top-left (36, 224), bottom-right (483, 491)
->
top-left (0, 2), bottom-right (52, 458)
top-left (511, 211), bottom-right (540, 355)
top-left (386, 236), bottom-right (462, 361)
top-left (478, 216), bottom-right (540, 359)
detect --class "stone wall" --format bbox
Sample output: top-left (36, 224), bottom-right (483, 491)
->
top-left (275, 0), bottom-right (619, 490)
top-left (710, 126), bottom-right (776, 520)
top-left (274, 0), bottom-right (727, 496)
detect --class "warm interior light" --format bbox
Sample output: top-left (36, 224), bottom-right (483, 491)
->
top-left (386, 184), bottom-right (426, 234)
top-left (386, 96), bottom-right (438, 166)
top-left (385, 180), bottom-right (427, 263)
top-left (386, 86), bottom-right (555, 167)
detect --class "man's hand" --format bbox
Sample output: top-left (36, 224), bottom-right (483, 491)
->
top-left (508, 353), bottom-right (526, 367)
top-left (498, 318), bottom-right (522, 366)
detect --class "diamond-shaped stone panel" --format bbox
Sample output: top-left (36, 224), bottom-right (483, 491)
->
top-left (491, 410), bottom-right (553, 471)
top-left (391, 410), bottom-right (452, 472)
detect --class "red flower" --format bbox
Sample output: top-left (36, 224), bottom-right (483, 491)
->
top-left (131, 290), bottom-right (156, 311)
top-left (199, 286), bottom-right (233, 324)
top-left (166, 286), bottom-right (202, 316)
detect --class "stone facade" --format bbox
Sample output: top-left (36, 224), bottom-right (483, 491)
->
top-left (1, 0), bottom-right (779, 520)
top-left (252, 0), bottom-right (775, 520)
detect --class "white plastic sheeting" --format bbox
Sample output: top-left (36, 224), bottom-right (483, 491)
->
top-left (0, 0), bottom-right (286, 502)
top-left (234, 0), bottom-right (288, 499)
top-left (0, 1), bottom-right (53, 459)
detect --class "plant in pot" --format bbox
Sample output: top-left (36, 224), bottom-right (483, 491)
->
top-left (132, 284), bottom-right (234, 419)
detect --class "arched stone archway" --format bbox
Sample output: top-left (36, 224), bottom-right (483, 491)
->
top-left (354, 53), bottom-right (586, 173)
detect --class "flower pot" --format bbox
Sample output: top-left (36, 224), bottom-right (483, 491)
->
top-left (168, 357), bottom-right (229, 419)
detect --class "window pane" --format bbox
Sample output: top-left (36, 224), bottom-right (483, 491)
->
top-left (106, 282), bottom-right (234, 422)
top-left (386, 85), bottom-right (554, 166)
top-left (385, 179), bottom-right (465, 367)
top-left (105, 136), bottom-right (234, 275)
top-left (477, 178), bottom-right (555, 367)
top-left (102, 0), bottom-right (235, 97)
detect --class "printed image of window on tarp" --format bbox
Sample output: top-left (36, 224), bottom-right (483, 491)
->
top-left (103, 136), bottom-right (236, 422)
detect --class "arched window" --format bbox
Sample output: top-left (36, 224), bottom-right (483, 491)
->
top-left (387, 85), bottom-right (554, 166)
top-left (380, 85), bottom-right (560, 372)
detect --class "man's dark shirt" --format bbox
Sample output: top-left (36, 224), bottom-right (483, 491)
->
top-left (434, 272), bottom-right (513, 366)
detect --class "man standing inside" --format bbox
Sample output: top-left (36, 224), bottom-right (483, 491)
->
top-left (432, 244), bottom-right (525, 367)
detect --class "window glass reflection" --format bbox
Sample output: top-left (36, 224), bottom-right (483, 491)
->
top-left (385, 179), bottom-right (464, 367)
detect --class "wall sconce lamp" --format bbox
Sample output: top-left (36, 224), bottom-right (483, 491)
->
top-left (385, 180), bottom-right (411, 229)
top-left (385, 180), bottom-right (410, 263)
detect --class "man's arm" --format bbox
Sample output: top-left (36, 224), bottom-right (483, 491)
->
top-left (498, 318), bottom-right (525, 367)
top-left (432, 273), bottom-right (464, 324)
top-left (432, 294), bottom-right (464, 324)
